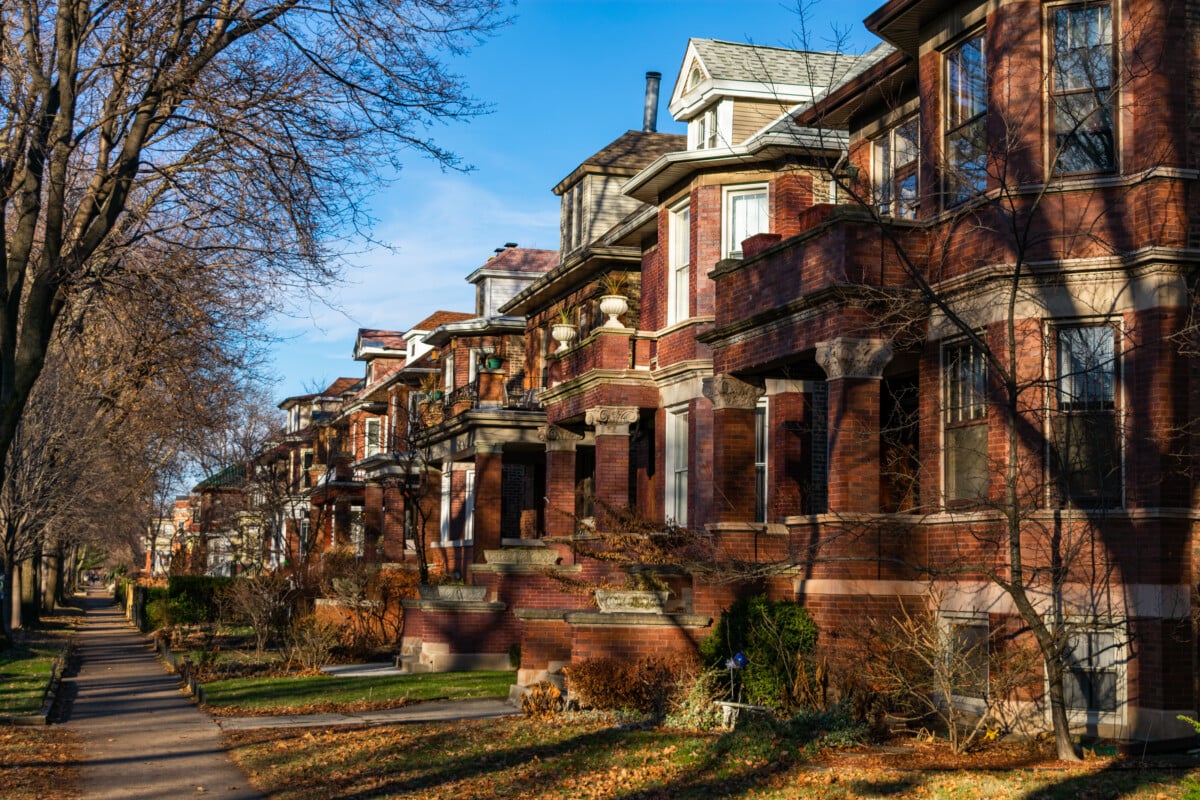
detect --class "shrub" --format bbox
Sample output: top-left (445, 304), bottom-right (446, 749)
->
top-left (521, 682), bottom-right (564, 719)
top-left (700, 595), bottom-right (819, 711)
top-left (167, 575), bottom-right (235, 623)
top-left (284, 614), bottom-right (339, 670)
top-left (1178, 716), bottom-right (1200, 800)
top-left (216, 574), bottom-right (293, 652)
top-left (564, 655), bottom-right (697, 714)
top-left (662, 668), bottom-right (724, 731)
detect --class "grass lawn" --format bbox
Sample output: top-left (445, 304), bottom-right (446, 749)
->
top-left (224, 715), bottom-right (1200, 800)
top-left (203, 669), bottom-right (514, 715)
top-left (0, 636), bottom-right (67, 716)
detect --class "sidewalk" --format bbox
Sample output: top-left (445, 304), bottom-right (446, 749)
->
top-left (60, 589), bottom-right (522, 797)
top-left (62, 590), bottom-right (265, 799)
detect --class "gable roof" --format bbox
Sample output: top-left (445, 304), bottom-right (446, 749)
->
top-left (669, 39), bottom-right (866, 120)
top-left (478, 247), bottom-right (558, 276)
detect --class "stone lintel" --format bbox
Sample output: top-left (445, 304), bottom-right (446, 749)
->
top-left (815, 338), bottom-right (893, 380)
top-left (563, 611), bottom-right (712, 627)
top-left (400, 599), bottom-right (508, 613)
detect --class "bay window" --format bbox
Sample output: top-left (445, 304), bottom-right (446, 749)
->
top-left (1052, 324), bottom-right (1120, 507)
top-left (665, 406), bottom-right (689, 525)
top-left (668, 201), bottom-right (691, 325)
top-left (875, 117), bottom-right (919, 218)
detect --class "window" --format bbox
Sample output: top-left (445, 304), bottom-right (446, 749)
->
top-left (439, 470), bottom-right (452, 543)
top-left (349, 507), bottom-right (364, 557)
top-left (724, 185), bottom-right (768, 258)
top-left (444, 351), bottom-right (455, 393)
top-left (1051, 3), bottom-right (1115, 173)
top-left (944, 342), bottom-right (989, 502)
top-left (468, 347), bottom-right (480, 385)
top-left (364, 418), bottom-right (381, 457)
top-left (463, 469), bottom-right (476, 542)
top-left (945, 617), bottom-right (989, 699)
top-left (668, 202), bottom-right (691, 325)
top-left (299, 518), bottom-right (310, 560)
top-left (1064, 628), bottom-right (1120, 714)
top-left (1052, 324), bottom-right (1120, 507)
top-left (875, 117), bottom-right (919, 218)
top-left (944, 32), bottom-right (987, 203)
top-left (754, 398), bottom-right (768, 523)
top-left (693, 106), bottom-right (718, 150)
top-left (665, 406), bottom-right (689, 525)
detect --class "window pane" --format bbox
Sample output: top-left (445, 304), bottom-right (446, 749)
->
top-left (947, 35), bottom-right (986, 127)
top-left (1054, 5), bottom-right (1112, 91)
top-left (949, 621), bottom-right (989, 699)
top-left (947, 423), bottom-right (989, 501)
top-left (1058, 326), bottom-right (1115, 409)
top-left (728, 190), bottom-right (768, 255)
top-left (1052, 413), bottom-right (1119, 507)
top-left (947, 120), bottom-right (988, 202)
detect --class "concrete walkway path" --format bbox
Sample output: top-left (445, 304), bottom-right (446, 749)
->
top-left (61, 590), bottom-right (265, 799)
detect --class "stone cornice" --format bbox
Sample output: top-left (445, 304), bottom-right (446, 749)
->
top-left (538, 369), bottom-right (655, 408)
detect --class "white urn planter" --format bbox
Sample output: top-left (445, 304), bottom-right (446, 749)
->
top-left (598, 294), bottom-right (629, 328)
top-left (551, 322), bottom-right (578, 346)
top-left (594, 589), bottom-right (671, 614)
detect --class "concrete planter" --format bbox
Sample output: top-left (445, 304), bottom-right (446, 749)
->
top-left (417, 584), bottom-right (488, 602)
top-left (551, 323), bottom-right (577, 345)
top-left (593, 590), bottom-right (670, 614)
top-left (598, 294), bottom-right (629, 328)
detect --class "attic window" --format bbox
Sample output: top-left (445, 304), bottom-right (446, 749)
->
top-left (688, 65), bottom-right (704, 90)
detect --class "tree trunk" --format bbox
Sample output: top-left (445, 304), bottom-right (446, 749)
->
top-left (8, 560), bottom-right (23, 631)
top-left (19, 555), bottom-right (39, 626)
top-left (0, 562), bottom-right (12, 643)
top-left (42, 547), bottom-right (60, 615)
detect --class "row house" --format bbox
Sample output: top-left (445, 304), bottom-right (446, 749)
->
top-left (265, 8), bottom-right (1199, 744)
top-left (678, 0), bottom-right (1196, 743)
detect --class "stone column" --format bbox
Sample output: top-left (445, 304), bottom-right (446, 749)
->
top-left (703, 375), bottom-right (765, 522)
top-left (585, 406), bottom-right (639, 523)
top-left (473, 443), bottom-right (504, 558)
top-left (539, 425), bottom-right (582, 538)
top-left (815, 338), bottom-right (893, 514)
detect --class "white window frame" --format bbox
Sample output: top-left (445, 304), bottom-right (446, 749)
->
top-left (874, 116), bottom-right (920, 219)
top-left (463, 468), bottom-right (476, 543)
top-left (364, 417), bottom-right (381, 457)
top-left (940, 613), bottom-right (990, 709)
top-left (1048, 320), bottom-right (1123, 509)
top-left (667, 200), bottom-right (691, 326)
top-left (754, 397), bottom-right (768, 523)
top-left (349, 506), bottom-right (364, 557)
top-left (665, 405), bottom-right (689, 526)
top-left (722, 184), bottom-right (769, 259)
top-left (942, 340), bottom-right (989, 504)
top-left (468, 347), bottom-right (480, 385)
top-left (444, 351), bottom-right (455, 393)
top-left (1055, 621), bottom-right (1127, 727)
top-left (439, 469), bottom-right (452, 543)
top-left (944, 30), bottom-right (988, 205)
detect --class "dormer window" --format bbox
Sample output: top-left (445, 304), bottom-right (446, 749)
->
top-left (690, 102), bottom-right (728, 150)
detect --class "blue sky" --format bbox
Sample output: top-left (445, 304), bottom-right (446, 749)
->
top-left (268, 0), bottom-right (882, 402)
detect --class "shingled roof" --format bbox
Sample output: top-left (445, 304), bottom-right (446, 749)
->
top-left (689, 39), bottom-right (862, 90)
top-left (410, 310), bottom-right (474, 331)
top-left (554, 131), bottom-right (686, 193)
top-left (482, 247), bottom-right (558, 275)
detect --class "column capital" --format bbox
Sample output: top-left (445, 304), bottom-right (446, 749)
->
top-left (585, 406), bottom-right (639, 437)
top-left (815, 338), bottom-right (893, 380)
top-left (702, 374), bottom-right (765, 411)
top-left (538, 425), bottom-right (582, 451)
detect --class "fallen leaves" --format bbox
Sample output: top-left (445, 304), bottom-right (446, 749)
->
top-left (0, 726), bottom-right (82, 800)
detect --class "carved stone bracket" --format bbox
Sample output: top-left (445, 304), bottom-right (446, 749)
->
top-left (585, 406), bottom-right (639, 437)
top-left (538, 425), bottom-right (583, 451)
top-left (814, 338), bottom-right (893, 381)
top-left (702, 374), bottom-right (765, 411)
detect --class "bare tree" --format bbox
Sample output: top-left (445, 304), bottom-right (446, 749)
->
top-left (0, 0), bottom-right (508, 502)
